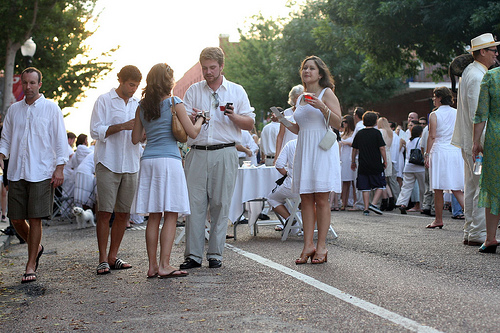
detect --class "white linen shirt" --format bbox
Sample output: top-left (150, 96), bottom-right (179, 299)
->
top-left (451, 61), bottom-right (488, 151)
top-left (260, 121), bottom-right (280, 156)
top-left (275, 139), bottom-right (297, 189)
top-left (0, 95), bottom-right (68, 182)
top-left (353, 120), bottom-right (365, 139)
top-left (90, 88), bottom-right (141, 173)
top-left (183, 76), bottom-right (255, 146)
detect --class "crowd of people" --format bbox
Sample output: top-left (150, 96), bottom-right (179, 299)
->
top-left (1, 32), bottom-right (499, 284)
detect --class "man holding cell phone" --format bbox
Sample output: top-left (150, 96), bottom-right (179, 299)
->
top-left (180, 47), bottom-right (255, 269)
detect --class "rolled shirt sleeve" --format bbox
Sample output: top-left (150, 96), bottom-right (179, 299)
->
top-left (90, 96), bottom-right (110, 143)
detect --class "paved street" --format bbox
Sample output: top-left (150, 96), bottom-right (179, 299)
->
top-left (1, 209), bottom-right (500, 332)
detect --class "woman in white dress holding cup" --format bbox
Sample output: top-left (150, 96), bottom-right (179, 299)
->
top-left (282, 56), bottom-right (342, 265)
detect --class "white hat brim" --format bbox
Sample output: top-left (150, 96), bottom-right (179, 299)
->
top-left (469, 41), bottom-right (500, 53)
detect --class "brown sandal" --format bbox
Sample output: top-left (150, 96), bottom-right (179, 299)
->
top-left (311, 251), bottom-right (328, 264)
top-left (295, 249), bottom-right (316, 265)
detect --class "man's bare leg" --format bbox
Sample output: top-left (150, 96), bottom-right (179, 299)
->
top-left (96, 211), bottom-right (112, 273)
top-left (108, 212), bottom-right (131, 268)
top-left (12, 218), bottom-right (42, 282)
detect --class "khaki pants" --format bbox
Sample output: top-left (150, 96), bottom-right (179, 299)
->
top-left (184, 147), bottom-right (238, 263)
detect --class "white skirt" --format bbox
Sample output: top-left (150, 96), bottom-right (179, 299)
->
top-left (132, 158), bottom-right (190, 215)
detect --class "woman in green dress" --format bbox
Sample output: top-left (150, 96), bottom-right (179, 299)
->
top-left (472, 64), bottom-right (500, 253)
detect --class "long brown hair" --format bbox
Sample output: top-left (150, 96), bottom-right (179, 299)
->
top-left (141, 63), bottom-right (175, 121)
top-left (341, 115), bottom-right (355, 138)
top-left (299, 55), bottom-right (335, 90)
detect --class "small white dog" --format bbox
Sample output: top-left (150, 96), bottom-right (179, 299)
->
top-left (72, 206), bottom-right (95, 229)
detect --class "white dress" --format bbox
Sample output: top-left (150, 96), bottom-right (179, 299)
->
top-left (429, 105), bottom-right (464, 191)
top-left (379, 129), bottom-right (393, 177)
top-left (340, 134), bottom-right (355, 181)
top-left (74, 152), bottom-right (96, 207)
top-left (292, 89), bottom-right (341, 194)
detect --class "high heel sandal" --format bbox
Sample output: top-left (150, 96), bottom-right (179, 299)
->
top-left (295, 249), bottom-right (316, 265)
top-left (479, 243), bottom-right (498, 253)
top-left (311, 251), bottom-right (328, 264)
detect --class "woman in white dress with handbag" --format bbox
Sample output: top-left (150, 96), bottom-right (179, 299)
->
top-left (285, 56), bottom-right (342, 265)
top-left (424, 86), bottom-right (464, 229)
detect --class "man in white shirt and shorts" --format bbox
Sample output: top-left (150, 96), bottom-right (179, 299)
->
top-left (90, 65), bottom-right (142, 275)
top-left (0, 67), bottom-right (68, 283)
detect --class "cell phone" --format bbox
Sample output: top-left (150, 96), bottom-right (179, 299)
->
top-left (224, 102), bottom-right (233, 115)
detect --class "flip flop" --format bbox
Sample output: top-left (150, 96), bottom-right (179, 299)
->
top-left (35, 245), bottom-right (44, 272)
top-left (158, 270), bottom-right (188, 279)
top-left (147, 273), bottom-right (158, 279)
top-left (21, 273), bottom-right (37, 284)
top-left (96, 262), bottom-right (111, 275)
top-left (110, 258), bottom-right (132, 270)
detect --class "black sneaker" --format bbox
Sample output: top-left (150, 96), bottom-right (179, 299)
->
top-left (369, 204), bottom-right (383, 215)
top-left (258, 213), bottom-right (270, 220)
top-left (208, 258), bottom-right (222, 268)
top-left (363, 210), bottom-right (370, 216)
top-left (179, 258), bottom-right (201, 269)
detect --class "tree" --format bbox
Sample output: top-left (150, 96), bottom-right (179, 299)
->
top-left (324, 0), bottom-right (500, 82)
top-left (223, 14), bottom-right (286, 127)
top-left (224, 1), bottom-right (403, 122)
top-left (0, 0), bottom-right (114, 116)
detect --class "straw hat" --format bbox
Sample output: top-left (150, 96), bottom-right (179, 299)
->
top-left (469, 33), bottom-right (500, 53)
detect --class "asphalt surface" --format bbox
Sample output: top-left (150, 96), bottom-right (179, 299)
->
top-left (1, 209), bottom-right (500, 332)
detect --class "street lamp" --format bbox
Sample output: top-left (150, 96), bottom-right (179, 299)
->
top-left (20, 37), bottom-right (36, 68)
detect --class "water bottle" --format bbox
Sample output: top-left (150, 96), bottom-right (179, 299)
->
top-left (473, 154), bottom-right (483, 175)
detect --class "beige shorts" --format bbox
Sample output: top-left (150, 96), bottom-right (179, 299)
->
top-left (95, 163), bottom-right (138, 213)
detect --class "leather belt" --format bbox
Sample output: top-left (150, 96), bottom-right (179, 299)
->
top-left (191, 142), bottom-right (236, 151)
top-left (266, 155), bottom-right (275, 159)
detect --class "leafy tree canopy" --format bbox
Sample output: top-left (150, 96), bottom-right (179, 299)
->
top-left (324, 0), bottom-right (500, 81)
top-left (0, 0), bottom-right (115, 114)
top-left (224, 1), bottom-right (403, 122)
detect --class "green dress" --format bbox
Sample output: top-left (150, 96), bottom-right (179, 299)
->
top-left (474, 67), bottom-right (500, 214)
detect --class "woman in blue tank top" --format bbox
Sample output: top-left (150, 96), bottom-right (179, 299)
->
top-left (131, 63), bottom-right (205, 279)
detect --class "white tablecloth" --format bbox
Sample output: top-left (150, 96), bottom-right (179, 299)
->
top-left (228, 166), bottom-right (282, 223)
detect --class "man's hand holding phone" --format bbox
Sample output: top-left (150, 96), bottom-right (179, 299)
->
top-left (220, 102), bottom-right (233, 115)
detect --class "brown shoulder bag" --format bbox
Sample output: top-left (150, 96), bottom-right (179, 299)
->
top-left (171, 96), bottom-right (188, 143)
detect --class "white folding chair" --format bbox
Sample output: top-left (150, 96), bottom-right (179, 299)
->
top-left (52, 186), bottom-right (75, 221)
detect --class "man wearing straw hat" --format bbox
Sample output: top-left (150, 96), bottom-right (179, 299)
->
top-left (451, 33), bottom-right (500, 246)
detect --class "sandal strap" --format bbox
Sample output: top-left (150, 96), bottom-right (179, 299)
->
top-left (96, 262), bottom-right (110, 271)
top-left (113, 258), bottom-right (126, 269)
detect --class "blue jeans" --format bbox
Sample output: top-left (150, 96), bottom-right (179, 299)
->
top-left (452, 194), bottom-right (463, 217)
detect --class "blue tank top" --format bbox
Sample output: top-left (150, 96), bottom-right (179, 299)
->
top-left (140, 96), bottom-right (182, 161)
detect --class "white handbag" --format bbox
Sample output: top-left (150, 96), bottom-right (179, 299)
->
top-left (318, 110), bottom-right (336, 151)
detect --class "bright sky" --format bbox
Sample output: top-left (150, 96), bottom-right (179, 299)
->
top-left (63, 0), bottom-right (304, 137)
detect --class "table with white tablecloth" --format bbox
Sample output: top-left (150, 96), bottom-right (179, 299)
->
top-left (229, 166), bottom-right (283, 239)
top-left (229, 165), bottom-right (282, 222)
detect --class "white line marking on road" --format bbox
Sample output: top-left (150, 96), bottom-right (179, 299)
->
top-left (226, 243), bottom-right (443, 333)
